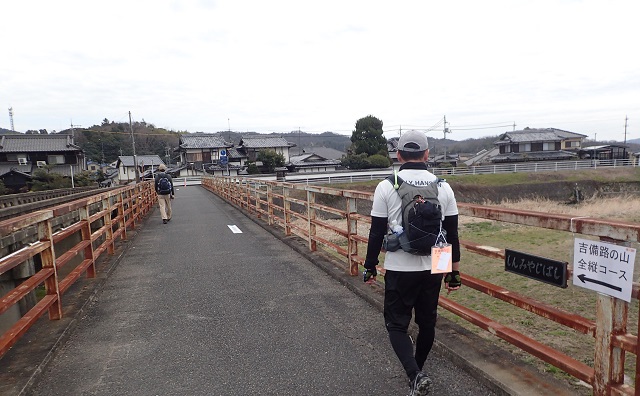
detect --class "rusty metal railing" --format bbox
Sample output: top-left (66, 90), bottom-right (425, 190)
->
top-left (0, 181), bottom-right (155, 358)
top-left (203, 175), bottom-right (639, 396)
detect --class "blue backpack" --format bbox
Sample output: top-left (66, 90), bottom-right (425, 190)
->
top-left (157, 175), bottom-right (172, 194)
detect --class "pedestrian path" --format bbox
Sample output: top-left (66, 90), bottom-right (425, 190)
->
top-left (22, 187), bottom-right (498, 396)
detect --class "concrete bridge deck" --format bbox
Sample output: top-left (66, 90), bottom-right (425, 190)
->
top-left (0, 186), bottom-right (578, 395)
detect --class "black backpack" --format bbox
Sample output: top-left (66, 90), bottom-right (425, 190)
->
top-left (157, 175), bottom-right (172, 194)
top-left (384, 173), bottom-right (445, 255)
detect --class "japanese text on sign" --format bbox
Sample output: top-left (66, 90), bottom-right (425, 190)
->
top-left (505, 249), bottom-right (568, 288)
top-left (573, 238), bottom-right (636, 302)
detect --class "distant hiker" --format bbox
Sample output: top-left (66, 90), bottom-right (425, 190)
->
top-left (154, 164), bottom-right (174, 224)
top-left (363, 130), bottom-right (461, 396)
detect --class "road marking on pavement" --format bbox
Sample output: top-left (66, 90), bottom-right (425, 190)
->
top-left (227, 225), bottom-right (243, 233)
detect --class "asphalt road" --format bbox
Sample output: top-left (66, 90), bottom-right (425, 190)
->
top-left (18, 186), bottom-right (502, 396)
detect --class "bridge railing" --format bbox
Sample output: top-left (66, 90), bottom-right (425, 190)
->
top-left (203, 175), bottom-right (639, 396)
top-left (0, 181), bottom-right (155, 358)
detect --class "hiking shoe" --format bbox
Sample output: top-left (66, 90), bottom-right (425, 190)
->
top-left (408, 371), bottom-right (432, 396)
top-left (163, 219), bottom-right (168, 224)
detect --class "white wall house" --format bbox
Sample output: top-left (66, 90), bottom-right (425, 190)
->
top-left (116, 155), bottom-right (165, 183)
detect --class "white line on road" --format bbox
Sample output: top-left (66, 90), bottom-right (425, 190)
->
top-left (227, 225), bottom-right (243, 233)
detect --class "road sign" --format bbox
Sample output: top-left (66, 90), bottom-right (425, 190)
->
top-left (220, 156), bottom-right (228, 165)
top-left (220, 149), bottom-right (227, 157)
top-left (573, 237), bottom-right (636, 302)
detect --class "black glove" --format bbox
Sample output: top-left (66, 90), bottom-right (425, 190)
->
top-left (363, 260), bottom-right (378, 283)
top-left (444, 270), bottom-right (461, 289)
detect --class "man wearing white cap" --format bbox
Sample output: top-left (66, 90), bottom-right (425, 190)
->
top-left (363, 130), bottom-right (461, 395)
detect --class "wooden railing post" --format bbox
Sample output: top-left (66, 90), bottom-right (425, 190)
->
top-left (307, 189), bottom-right (317, 251)
top-left (38, 219), bottom-right (61, 320)
top-left (346, 197), bottom-right (358, 276)
top-left (103, 194), bottom-right (115, 254)
top-left (593, 295), bottom-right (627, 395)
top-left (118, 191), bottom-right (127, 241)
top-left (78, 203), bottom-right (96, 278)
top-left (267, 183), bottom-right (274, 226)
top-left (284, 185), bottom-right (292, 236)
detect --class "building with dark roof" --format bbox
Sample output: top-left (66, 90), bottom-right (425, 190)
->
top-left (0, 134), bottom-right (85, 183)
top-left (115, 155), bottom-right (166, 183)
top-left (287, 153), bottom-right (341, 173)
top-left (491, 127), bottom-right (587, 163)
top-left (238, 136), bottom-right (295, 162)
top-left (176, 134), bottom-right (232, 175)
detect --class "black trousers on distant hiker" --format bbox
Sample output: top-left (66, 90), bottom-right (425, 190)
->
top-left (384, 270), bottom-right (443, 380)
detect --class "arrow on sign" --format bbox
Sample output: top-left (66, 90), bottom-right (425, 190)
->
top-left (577, 274), bottom-right (622, 292)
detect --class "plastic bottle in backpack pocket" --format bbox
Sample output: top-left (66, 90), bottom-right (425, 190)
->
top-left (383, 220), bottom-right (404, 251)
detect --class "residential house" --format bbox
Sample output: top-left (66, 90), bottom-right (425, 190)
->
top-left (115, 155), bottom-right (166, 183)
top-left (491, 128), bottom-right (587, 163)
top-left (0, 134), bottom-right (85, 191)
top-left (287, 153), bottom-right (341, 173)
top-left (429, 154), bottom-right (460, 167)
top-left (237, 136), bottom-right (295, 163)
top-left (177, 134), bottom-right (231, 168)
top-left (289, 146), bottom-right (346, 160)
top-left (0, 169), bottom-right (32, 193)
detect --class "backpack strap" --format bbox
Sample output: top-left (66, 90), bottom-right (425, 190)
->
top-left (385, 172), bottom-right (404, 190)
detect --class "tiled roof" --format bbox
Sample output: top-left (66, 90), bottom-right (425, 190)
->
top-left (239, 137), bottom-right (294, 148)
top-left (226, 147), bottom-right (246, 158)
top-left (179, 134), bottom-right (230, 149)
top-left (0, 134), bottom-right (82, 153)
top-left (496, 128), bottom-right (587, 144)
top-left (117, 155), bottom-right (165, 167)
top-left (289, 153), bottom-right (341, 166)
top-left (0, 165), bottom-right (31, 176)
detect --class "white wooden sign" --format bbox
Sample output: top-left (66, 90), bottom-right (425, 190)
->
top-left (573, 238), bottom-right (636, 302)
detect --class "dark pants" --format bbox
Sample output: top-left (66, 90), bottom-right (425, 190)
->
top-left (384, 270), bottom-right (443, 380)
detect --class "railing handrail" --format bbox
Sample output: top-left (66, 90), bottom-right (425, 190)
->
top-left (0, 181), bottom-right (156, 358)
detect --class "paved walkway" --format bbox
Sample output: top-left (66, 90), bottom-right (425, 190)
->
top-left (1, 186), bottom-right (579, 395)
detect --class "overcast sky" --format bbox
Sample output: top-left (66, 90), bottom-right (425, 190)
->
top-left (2, 0), bottom-right (639, 142)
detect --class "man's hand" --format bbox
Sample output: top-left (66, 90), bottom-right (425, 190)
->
top-left (363, 260), bottom-right (378, 284)
top-left (170, 195), bottom-right (175, 200)
top-left (444, 270), bottom-right (461, 293)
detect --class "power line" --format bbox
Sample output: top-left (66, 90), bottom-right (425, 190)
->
top-left (449, 124), bottom-right (514, 131)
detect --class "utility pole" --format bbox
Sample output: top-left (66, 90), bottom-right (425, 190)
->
top-left (513, 122), bottom-right (516, 131)
top-left (624, 115), bottom-right (628, 145)
top-left (443, 115), bottom-right (451, 163)
top-left (70, 120), bottom-right (81, 144)
top-left (129, 111), bottom-right (140, 183)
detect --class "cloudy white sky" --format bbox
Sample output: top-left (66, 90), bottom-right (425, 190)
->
top-left (1, 0), bottom-right (639, 142)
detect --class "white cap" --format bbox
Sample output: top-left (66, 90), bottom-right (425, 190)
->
top-left (397, 130), bottom-right (429, 152)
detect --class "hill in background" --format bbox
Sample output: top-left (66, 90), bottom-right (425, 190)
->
top-left (5, 118), bottom-right (638, 163)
